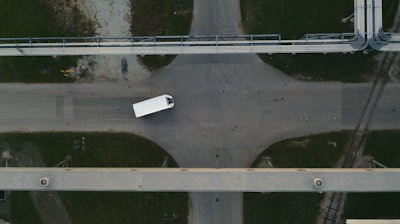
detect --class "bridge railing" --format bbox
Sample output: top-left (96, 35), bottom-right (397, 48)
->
top-left (0, 33), bottom-right (357, 48)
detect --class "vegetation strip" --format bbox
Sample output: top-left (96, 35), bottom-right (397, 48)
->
top-left (244, 131), bottom-right (351, 224)
top-left (1, 132), bottom-right (188, 224)
top-left (0, 0), bottom-right (95, 83)
top-left (343, 130), bottom-right (400, 220)
top-left (131, 0), bottom-right (193, 71)
top-left (240, 0), bottom-right (400, 82)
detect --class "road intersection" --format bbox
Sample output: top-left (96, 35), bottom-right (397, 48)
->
top-left (1, 0), bottom-right (400, 223)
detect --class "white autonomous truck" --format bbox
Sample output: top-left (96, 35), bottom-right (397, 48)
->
top-left (133, 94), bottom-right (175, 118)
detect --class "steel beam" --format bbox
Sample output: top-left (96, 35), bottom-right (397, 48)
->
top-left (354, 0), bottom-right (366, 35)
top-left (366, 0), bottom-right (375, 39)
top-left (373, 0), bottom-right (383, 33)
top-left (1, 168), bottom-right (400, 192)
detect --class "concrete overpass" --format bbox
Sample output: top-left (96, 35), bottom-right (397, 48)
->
top-left (0, 0), bottom-right (370, 56)
top-left (1, 0), bottom-right (398, 55)
top-left (1, 168), bottom-right (400, 192)
top-left (4, 0), bottom-right (400, 54)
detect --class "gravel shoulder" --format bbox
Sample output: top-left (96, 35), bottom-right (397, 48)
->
top-left (66, 0), bottom-right (150, 82)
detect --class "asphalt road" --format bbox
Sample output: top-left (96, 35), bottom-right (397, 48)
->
top-left (1, 0), bottom-right (400, 223)
top-left (370, 83), bottom-right (400, 129)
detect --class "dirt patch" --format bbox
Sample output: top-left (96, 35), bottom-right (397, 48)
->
top-left (40, 0), bottom-right (96, 36)
top-left (131, 0), bottom-right (165, 36)
top-left (40, 0), bottom-right (150, 82)
top-left (287, 138), bottom-right (310, 148)
top-left (73, 0), bottom-right (150, 82)
top-left (255, 156), bottom-right (274, 168)
top-left (75, 55), bottom-right (150, 82)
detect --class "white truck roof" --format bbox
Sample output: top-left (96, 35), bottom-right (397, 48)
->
top-left (133, 95), bottom-right (174, 118)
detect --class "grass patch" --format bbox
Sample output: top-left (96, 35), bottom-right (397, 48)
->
top-left (241, 1), bottom-right (354, 39)
top-left (343, 130), bottom-right (400, 220)
top-left (60, 191), bottom-right (187, 224)
top-left (131, 0), bottom-right (193, 71)
top-left (9, 192), bottom-right (42, 224)
top-left (0, 0), bottom-right (95, 83)
top-left (260, 53), bottom-right (375, 82)
top-left (137, 55), bottom-right (176, 72)
top-left (2, 132), bottom-right (177, 167)
top-left (4, 132), bottom-right (188, 224)
top-left (244, 131), bottom-right (352, 224)
top-left (0, 57), bottom-right (75, 83)
top-left (344, 193), bottom-right (400, 219)
top-left (245, 192), bottom-right (323, 224)
top-left (251, 132), bottom-right (351, 168)
top-left (240, 0), bottom-right (399, 82)
top-left (364, 130), bottom-right (400, 168)
top-left (383, 0), bottom-right (400, 31)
